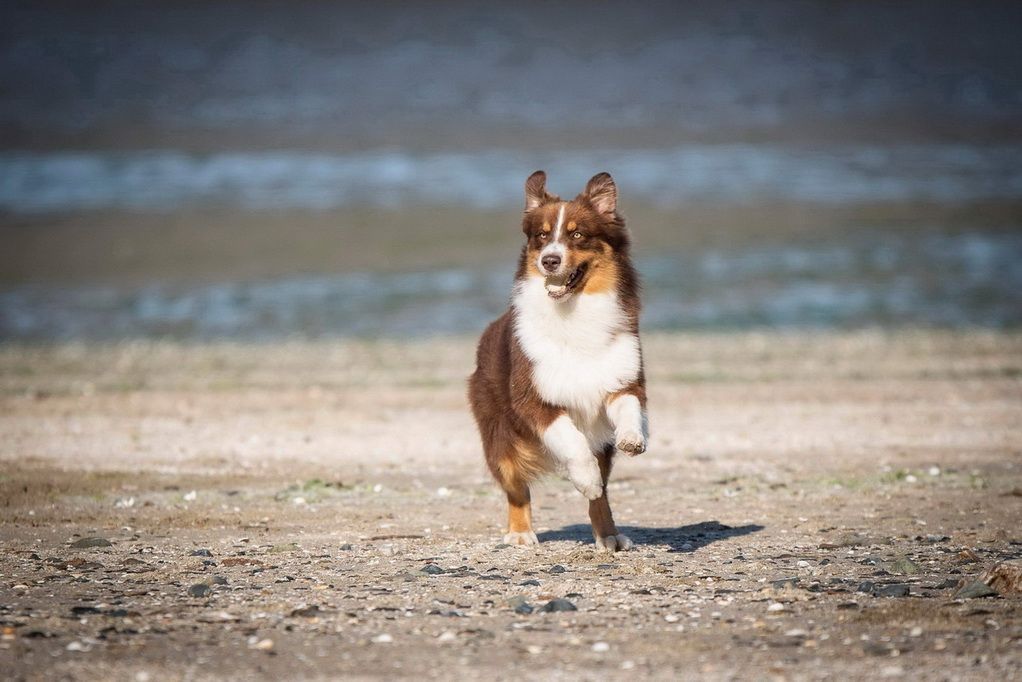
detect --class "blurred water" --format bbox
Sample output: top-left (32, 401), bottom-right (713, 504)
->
top-left (2, 3), bottom-right (1021, 339)
top-left (2, 231), bottom-right (1019, 340)
top-left (3, 2), bottom-right (1020, 141)
top-left (3, 145), bottom-right (1022, 213)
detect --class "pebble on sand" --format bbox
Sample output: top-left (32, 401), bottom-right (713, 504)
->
top-left (540, 598), bottom-right (577, 613)
top-left (187, 583), bottom-right (212, 598)
top-left (955, 580), bottom-right (998, 599)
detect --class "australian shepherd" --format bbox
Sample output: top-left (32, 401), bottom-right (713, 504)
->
top-left (468, 170), bottom-right (647, 552)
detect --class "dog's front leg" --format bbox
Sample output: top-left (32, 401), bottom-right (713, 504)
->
top-left (606, 392), bottom-right (648, 456)
top-left (541, 414), bottom-right (603, 500)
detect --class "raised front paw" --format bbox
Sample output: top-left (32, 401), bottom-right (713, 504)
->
top-left (615, 429), bottom-right (646, 456)
top-left (503, 530), bottom-right (539, 546)
top-left (594, 533), bottom-right (634, 552)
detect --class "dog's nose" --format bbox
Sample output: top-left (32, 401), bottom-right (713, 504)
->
top-left (541, 254), bottom-right (561, 272)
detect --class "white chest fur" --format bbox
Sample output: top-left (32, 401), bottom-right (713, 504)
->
top-left (511, 277), bottom-right (640, 428)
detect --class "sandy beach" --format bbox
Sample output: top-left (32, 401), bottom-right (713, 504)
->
top-left (1, 330), bottom-right (1020, 680)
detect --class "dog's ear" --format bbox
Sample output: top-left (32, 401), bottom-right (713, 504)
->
top-left (580, 172), bottom-right (617, 216)
top-left (525, 170), bottom-right (557, 211)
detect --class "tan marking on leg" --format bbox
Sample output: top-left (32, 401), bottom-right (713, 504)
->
top-left (503, 486), bottom-right (538, 546)
top-left (497, 442), bottom-right (547, 546)
top-left (507, 490), bottom-right (532, 533)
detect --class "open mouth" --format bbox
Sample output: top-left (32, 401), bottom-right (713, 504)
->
top-left (545, 262), bottom-right (588, 300)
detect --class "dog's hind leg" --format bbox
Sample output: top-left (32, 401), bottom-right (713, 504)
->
top-left (496, 443), bottom-right (544, 546)
top-left (503, 481), bottom-right (537, 546)
top-left (588, 445), bottom-right (633, 552)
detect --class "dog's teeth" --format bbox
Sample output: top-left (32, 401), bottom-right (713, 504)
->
top-left (546, 284), bottom-right (567, 295)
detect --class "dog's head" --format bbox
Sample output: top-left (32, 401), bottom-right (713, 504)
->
top-left (520, 171), bottom-right (629, 301)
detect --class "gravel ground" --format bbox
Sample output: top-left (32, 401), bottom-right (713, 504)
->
top-left (1, 331), bottom-right (1020, 680)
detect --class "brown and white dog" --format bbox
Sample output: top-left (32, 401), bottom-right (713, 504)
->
top-left (468, 170), bottom-right (647, 552)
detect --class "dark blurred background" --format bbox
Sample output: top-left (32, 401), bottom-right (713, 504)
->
top-left (1, 0), bottom-right (1020, 339)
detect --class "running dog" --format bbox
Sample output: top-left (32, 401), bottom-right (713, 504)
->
top-left (468, 170), bottom-right (647, 552)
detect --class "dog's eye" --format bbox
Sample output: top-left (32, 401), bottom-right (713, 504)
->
top-left (538, 233), bottom-right (548, 240)
top-left (572, 231), bottom-right (583, 239)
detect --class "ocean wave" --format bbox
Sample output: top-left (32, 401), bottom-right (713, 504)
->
top-left (2, 145), bottom-right (1021, 214)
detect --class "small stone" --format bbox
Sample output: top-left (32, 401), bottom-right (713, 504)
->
top-left (927, 466), bottom-right (941, 477)
top-left (290, 605), bottom-right (322, 618)
top-left (766, 602), bottom-right (786, 612)
top-left (251, 638), bottom-right (274, 651)
top-left (592, 641), bottom-right (610, 652)
top-left (71, 605), bottom-right (100, 615)
top-left (956, 580), bottom-right (998, 599)
top-left (886, 558), bottom-right (921, 575)
top-left (540, 598), bottom-right (577, 613)
top-left (507, 596), bottom-right (534, 615)
top-left (209, 575), bottom-right (229, 585)
top-left (372, 633), bottom-right (393, 643)
top-left (437, 631), bottom-right (457, 643)
top-left (183, 490), bottom-right (197, 502)
top-left (419, 563), bottom-right (445, 575)
top-left (190, 549), bottom-right (212, 557)
top-left (548, 565), bottom-right (566, 574)
top-left (268, 543), bottom-right (299, 554)
top-left (876, 584), bottom-right (910, 598)
top-left (519, 579), bottom-right (541, 586)
top-left (187, 583), bottom-right (212, 598)
top-left (664, 614), bottom-right (680, 623)
top-left (958, 548), bottom-right (981, 563)
top-left (796, 560), bottom-right (810, 568)
top-left (70, 537), bottom-right (112, 549)
top-left (909, 626), bottom-right (923, 637)
top-left (339, 543), bottom-right (353, 551)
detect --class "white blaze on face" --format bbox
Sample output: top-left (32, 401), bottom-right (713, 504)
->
top-left (540, 203), bottom-right (569, 295)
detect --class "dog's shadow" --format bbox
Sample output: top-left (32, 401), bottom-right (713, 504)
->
top-left (538, 520), bottom-right (763, 553)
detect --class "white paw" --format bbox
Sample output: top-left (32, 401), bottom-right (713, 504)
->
top-left (503, 531), bottom-right (539, 546)
top-left (567, 459), bottom-right (604, 500)
top-left (615, 429), bottom-right (646, 456)
top-left (594, 533), bottom-right (634, 552)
